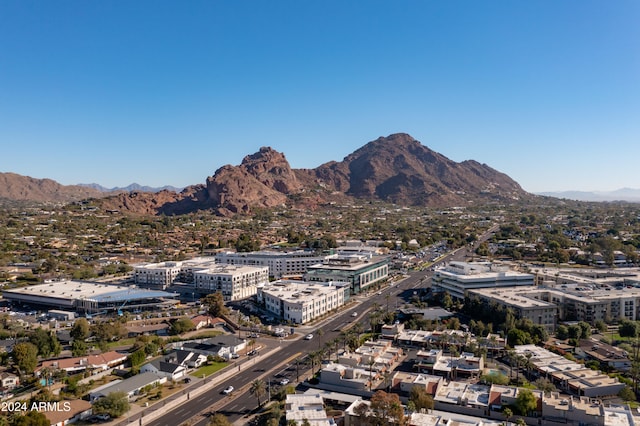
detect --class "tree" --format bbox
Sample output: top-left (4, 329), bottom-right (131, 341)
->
top-left (556, 325), bottom-right (569, 340)
top-left (70, 318), bottom-right (90, 341)
top-left (249, 379), bottom-right (266, 407)
top-left (28, 328), bottom-right (61, 357)
top-left (369, 391), bottom-right (406, 426)
top-left (514, 389), bottom-right (538, 416)
top-left (618, 386), bottom-right (636, 402)
top-left (93, 391), bottom-right (130, 417)
top-left (11, 342), bottom-right (38, 375)
top-left (503, 407), bottom-right (513, 425)
top-left (170, 318), bottom-right (195, 335)
top-left (129, 349), bottom-right (146, 367)
top-left (12, 410), bottom-right (49, 426)
top-left (409, 386), bottom-right (434, 413)
top-left (71, 339), bottom-right (87, 356)
top-left (202, 292), bottom-right (229, 317)
top-left (208, 413), bottom-right (232, 426)
top-left (619, 319), bottom-right (639, 339)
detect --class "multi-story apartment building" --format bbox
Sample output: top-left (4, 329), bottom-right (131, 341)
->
top-left (467, 286), bottom-right (558, 332)
top-left (194, 264), bottom-right (269, 301)
top-left (133, 261), bottom-right (183, 290)
top-left (304, 253), bottom-right (390, 294)
top-left (432, 261), bottom-right (535, 300)
top-left (470, 284), bottom-right (640, 326)
top-left (216, 250), bottom-right (326, 279)
top-left (257, 280), bottom-right (350, 324)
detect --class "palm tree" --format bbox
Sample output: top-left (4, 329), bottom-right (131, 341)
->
top-left (250, 379), bottom-right (266, 408)
top-left (503, 407), bottom-right (513, 425)
top-left (368, 357), bottom-right (376, 391)
top-left (316, 328), bottom-right (324, 350)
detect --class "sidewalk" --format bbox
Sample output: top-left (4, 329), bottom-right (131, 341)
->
top-left (110, 345), bottom-right (284, 426)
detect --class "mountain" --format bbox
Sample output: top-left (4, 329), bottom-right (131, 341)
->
top-left (300, 133), bottom-right (524, 205)
top-left (2, 133), bottom-right (531, 214)
top-left (78, 183), bottom-right (184, 193)
top-left (537, 188), bottom-right (640, 202)
top-left (97, 133), bottom-right (529, 215)
top-left (0, 172), bottom-right (106, 203)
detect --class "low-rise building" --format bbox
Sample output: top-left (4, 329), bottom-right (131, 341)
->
top-left (257, 280), bottom-right (350, 324)
top-left (514, 345), bottom-right (625, 397)
top-left (194, 264), bottom-right (269, 301)
top-left (285, 393), bottom-right (333, 426)
top-left (89, 372), bottom-right (166, 401)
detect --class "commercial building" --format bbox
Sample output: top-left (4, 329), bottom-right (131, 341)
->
top-left (1, 281), bottom-right (179, 314)
top-left (257, 280), bottom-right (350, 324)
top-left (432, 261), bottom-right (534, 300)
top-left (285, 394), bottom-right (333, 426)
top-left (216, 250), bottom-right (326, 279)
top-left (133, 257), bottom-right (218, 290)
top-left (193, 264), bottom-right (269, 301)
top-left (305, 253), bottom-right (390, 294)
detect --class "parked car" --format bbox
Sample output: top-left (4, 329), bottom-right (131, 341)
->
top-left (247, 349), bottom-right (258, 356)
top-left (304, 334), bottom-right (313, 340)
top-left (222, 385), bottom-right (234, 395)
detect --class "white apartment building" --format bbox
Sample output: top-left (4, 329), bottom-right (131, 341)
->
top-left (216, 250), bottom-right (326, 279)
top-left (432, 261), bottom-right (535, 300)
top-left (257, 280), bottom-right (350, 324)
top-left (134, 261), bottom-right (183, 290)
top-left (468, 286), bottom-right (558, 332)
top-left (194, 264), bottom-right (269, 301)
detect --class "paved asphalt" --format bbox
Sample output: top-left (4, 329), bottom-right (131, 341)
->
top-left (139, 226), bottom-right (497, 426)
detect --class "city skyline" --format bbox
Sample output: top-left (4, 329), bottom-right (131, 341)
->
top-left (1, 1), bottom-right (638, 193)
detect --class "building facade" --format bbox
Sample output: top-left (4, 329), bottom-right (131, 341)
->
top-left (304, 253), bottom-right (390, 294)
top-left (216, 250), bottom-right (326, 279)
top-left (257, 280), bottom-right (350, 324)
top-left (193, 264), bottom-right (269, 301)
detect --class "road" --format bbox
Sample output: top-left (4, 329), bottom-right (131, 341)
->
top-left (143, 226), bottom-right (498, 426)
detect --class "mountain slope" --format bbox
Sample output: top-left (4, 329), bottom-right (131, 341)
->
top-left (0, 172), bottom-right (106, 203)
top-left (3, 133), bottom-right (531, 214)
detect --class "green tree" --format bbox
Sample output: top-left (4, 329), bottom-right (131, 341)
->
top-left (92, 390), bottom-right (130, 417)
top-left (71, 339), bottom-right (87, 356)
top-left (129, 349), bottom-right (146, 367)
top-left (202, 292), bottom-right (229, 317)
top-left (503, 407), bottom-right (513, 425)
top-left (70, 318), bottom-right (90, 341)
top-left (169, 318), bottom-right (195, 335)
top-left (12, 410), bottom-right (50, 426)
top-left (28, 328), bottom-right (61, 357)
top-left (409, 386), bottom-right (434, 413)
top-left (514, 389), bottom-right (538, 416)
top-left (619, 386), bottom-right (636, 402)
top-left (556, 324), bottom-right (569, 340)
top-left (11, 342), bottom-right (38, 375)
top-left (208, 413), bottom-right (232, 426)
top-left (249, 379), bottom-right (266, 407)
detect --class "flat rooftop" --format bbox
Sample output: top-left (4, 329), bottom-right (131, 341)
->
top-left (2, 281), bottom-right (178, 303)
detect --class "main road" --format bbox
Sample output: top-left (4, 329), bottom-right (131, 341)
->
top-left (144, 225), bottom-right (498, 426)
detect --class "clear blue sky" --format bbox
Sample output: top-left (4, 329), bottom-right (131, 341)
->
top-left (1, 1), bottom-right (638, 193)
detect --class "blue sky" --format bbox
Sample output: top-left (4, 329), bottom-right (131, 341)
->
top-left (1, 1), bottom-right (638, 193)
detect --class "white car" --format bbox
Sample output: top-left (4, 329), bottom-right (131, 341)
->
top-left (351, 312), bottom-right (358, 317)
top-left (222, 385), bottom-right (234, 395)
top-left (279, 378), bottom-right (290, 386)
top-left (304, 334), bottom-right (313, 340)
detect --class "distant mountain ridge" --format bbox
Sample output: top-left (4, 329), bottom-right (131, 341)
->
top-left (78, 183), bottom-right (184, 193)
top-left (1, 133), bottom-right (536, 213)
top-left (537, 188), bottom-right (640, 202)
top-left (96, 133), bottom-right (531, 215)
